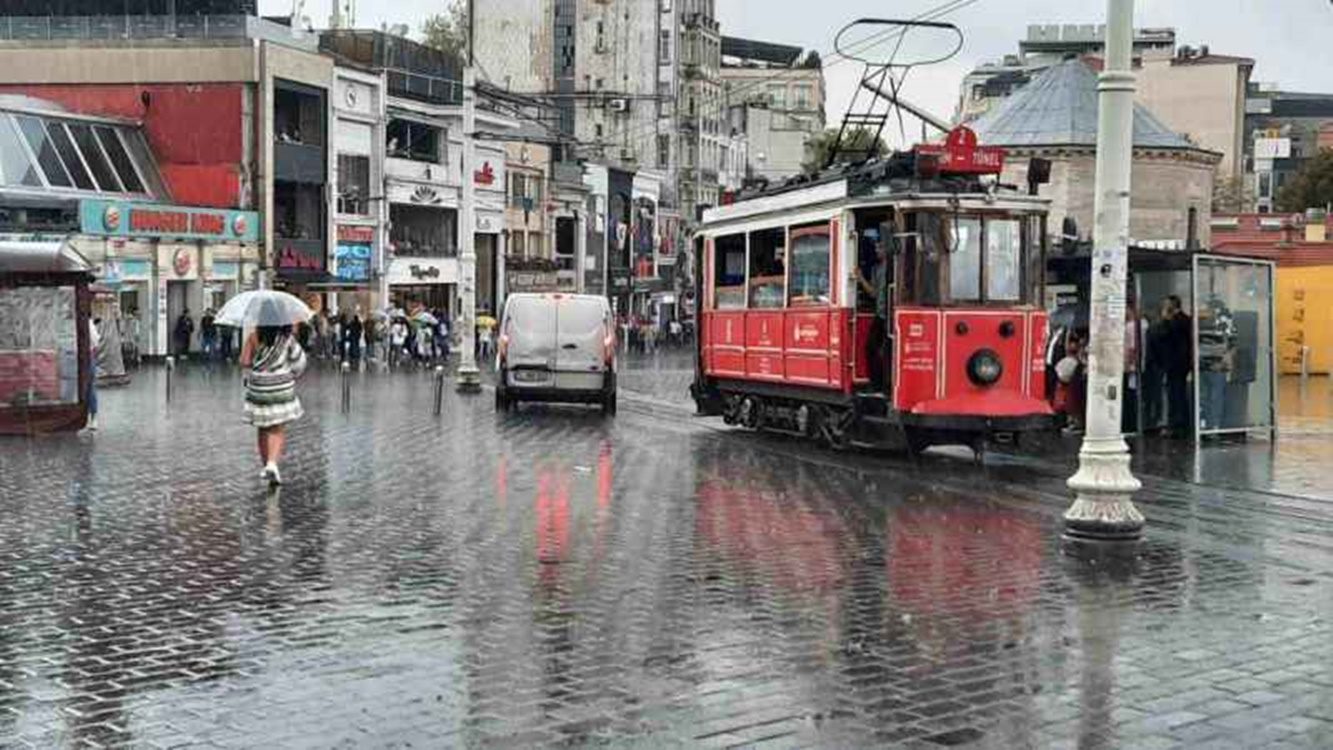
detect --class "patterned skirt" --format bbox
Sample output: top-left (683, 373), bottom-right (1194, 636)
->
top-left (244, 396), bottom-right (304, 429)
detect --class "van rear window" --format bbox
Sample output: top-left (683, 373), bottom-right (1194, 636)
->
top-left (559, 298), bottom-right (607, 336)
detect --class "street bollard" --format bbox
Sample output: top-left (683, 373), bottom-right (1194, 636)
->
top-left (433, 365), bottom-right (445, 415)
top-left (165, 356), bottom-right (174, 403)
top-left (340, 361), bottom-right (351, 413)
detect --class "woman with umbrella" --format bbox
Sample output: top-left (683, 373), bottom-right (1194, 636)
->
top-left (217, 291), bottom-right (310, 486)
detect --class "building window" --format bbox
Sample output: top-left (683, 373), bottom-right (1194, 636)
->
top-left (387, 118), bottom-right (441, 163)
top-left (1257, 172), bottom-right (1272, 198)
top-left (274, 84), bottom-right (325, 146)
top-left (658, 134), bottom-right (670, 167)
top-left (659, 29), bottom-right (671, 64)
top-left (337, 154), bottom-right (370, 216)
top-left (390, 204), bottom-right (455, 257)
top-left (767, 83), bottom-right (786, 107)
top-left (1187, 206), bottom-right (1199, 249)
top-left (793, 85), bottom-right (812, 111)
top-left (274, 181), bottom-right (325, 241)
top-left (511, 230), bottom-right (526, 259)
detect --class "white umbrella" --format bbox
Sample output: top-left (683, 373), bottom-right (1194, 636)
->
top-left (413, 310), bottom-right (439, 326)
top-left (215, 290), bottom-right (312, 328)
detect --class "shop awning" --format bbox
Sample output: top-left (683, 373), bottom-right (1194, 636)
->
top-left (0, 238), bottom-right (91, 273)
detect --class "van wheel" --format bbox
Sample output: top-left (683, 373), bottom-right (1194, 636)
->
top-left (602, 391), bottom-right (617, 416)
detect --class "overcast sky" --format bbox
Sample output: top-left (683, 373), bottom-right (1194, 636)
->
top-left (262, 0), bottom-right (1332, 146)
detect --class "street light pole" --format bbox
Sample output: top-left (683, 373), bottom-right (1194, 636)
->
top-left (1064, 0), bottom-right (1144, 541)
top-left (456, 1), bottom-right (481, 392)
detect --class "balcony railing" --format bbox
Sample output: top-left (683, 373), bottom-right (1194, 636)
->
top-left (391, 241), bottom-right (457, 258)
top-left (0, 15), bottom-right (248, 41)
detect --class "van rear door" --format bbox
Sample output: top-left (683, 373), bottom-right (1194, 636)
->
top-left (504, 296), bottom-right (558, 384)
top-left (554, 297), bottom-right (609, 391)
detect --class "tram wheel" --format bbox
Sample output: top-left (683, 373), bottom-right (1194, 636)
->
top-left (819, 407), bottom-right (852, 451)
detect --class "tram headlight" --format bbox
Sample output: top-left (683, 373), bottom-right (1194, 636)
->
top-left (967, 349), bottom-right (1003, 386)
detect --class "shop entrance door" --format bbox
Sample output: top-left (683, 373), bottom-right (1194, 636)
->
top-left (166, 281), bottom-right (189, 355)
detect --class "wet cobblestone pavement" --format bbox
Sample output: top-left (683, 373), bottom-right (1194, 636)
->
top-left (2, 360), bottom-right (1332, 748)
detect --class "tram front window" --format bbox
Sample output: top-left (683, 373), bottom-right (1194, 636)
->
top-left (900, 211), bottom-right (1035, 305)
top-left (947, 217), bottom-right (982, 301)
top-left (986, 219), bottom-right (1022, 301)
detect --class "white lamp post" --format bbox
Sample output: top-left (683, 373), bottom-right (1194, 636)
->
top-left (1063, 0), bottom-right (1145, 541)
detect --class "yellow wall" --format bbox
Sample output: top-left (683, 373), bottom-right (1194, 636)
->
top-left (1278, 266), bottom-right (1333, 374)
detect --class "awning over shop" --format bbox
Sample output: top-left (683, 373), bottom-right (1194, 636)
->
top-left (0, 238), bottom-right (91, 274)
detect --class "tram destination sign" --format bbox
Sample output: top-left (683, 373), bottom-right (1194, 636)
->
top-left (916, 125), bottom-right (1005, 175)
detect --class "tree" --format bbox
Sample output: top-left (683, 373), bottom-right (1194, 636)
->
top-left (801, 50), bottom-right (822, 69)
top-left (420, 1), bottom-right (469, 61)
top-left (802, 127), bottom-right (887, 174)
top-left (1277, 148), bottom-right (1333, 213)
top-left (1211, 176), bottom-right (1255, 214)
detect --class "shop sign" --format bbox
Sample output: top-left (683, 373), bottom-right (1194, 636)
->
top-left (388, 257), bottom-right (456, 286)
top-left (120, 258), bottom-right (152, 281)
top-left (335, 241), bottom-right (372, 283)
top-left (211, 261), bottom-right (240, 280)
top-left (276, 243), bottom-right (324, 272)
top-left (507, 270), bottom-right (559, 293)
top-left (80, 200), bottom-right (260, 243)
top-left (172, 247), bottom-right (193, 277)
top-left (337, 225), bottom-right (375, 244)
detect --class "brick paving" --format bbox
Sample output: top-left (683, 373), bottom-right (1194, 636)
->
top-left (1, 360), bottom-right (1331, 748)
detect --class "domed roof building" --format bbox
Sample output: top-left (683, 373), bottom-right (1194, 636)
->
top-left (969, 59), bottom-right (1221, 250)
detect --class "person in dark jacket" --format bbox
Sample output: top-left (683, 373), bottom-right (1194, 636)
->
top-left (1160, 295), bottom-right (1193, 436)
top-left (174, 309), bottom-right (194, 357)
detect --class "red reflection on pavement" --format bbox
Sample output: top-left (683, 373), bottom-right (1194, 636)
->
top-left (535, 465), bottom-right (571, 587)
top-left (886, 503), bottom-right (1042, 643)
top-left (695, 477), bottom-right (847, 595)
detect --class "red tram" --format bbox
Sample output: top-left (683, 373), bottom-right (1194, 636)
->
top-left (690, 126), bottom-right (1058, 453)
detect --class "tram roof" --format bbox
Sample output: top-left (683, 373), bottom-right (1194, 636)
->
top-left (700, 155), bottom-right (1048, 228)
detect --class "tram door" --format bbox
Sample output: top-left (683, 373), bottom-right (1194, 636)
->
top-left (854, 209), bottom-right (896, 395)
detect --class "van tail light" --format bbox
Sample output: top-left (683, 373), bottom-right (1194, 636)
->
top-left (603, 331), bottom-right (616, 364)
top-left (498, 333), bottom-right (509, 360)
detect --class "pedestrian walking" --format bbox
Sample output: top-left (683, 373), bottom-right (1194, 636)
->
top-left (390, 317), bottom-right (408, 368)
top-left (84, 316), bottom-right (100, 432)
top-left (200, 309), bottom-right (217, 360)
top-left (174, 308), bottom-right (194, 358)
top-left (240, 325), bottom-right (307, 486)
top-left (347, 309), bottom-right (364, 364)
top-left (1054, 332), bottom-right (1088, 434)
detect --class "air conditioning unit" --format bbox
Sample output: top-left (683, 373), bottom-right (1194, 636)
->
top-left (608, 98), bottom-right (630, 113)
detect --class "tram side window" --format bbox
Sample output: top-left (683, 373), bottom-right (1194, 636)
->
top-left (789, 222), bottom-right (831, 307)
top-left (986, 219), bottom-right (1022, 302)
top-left (713, 234), bottom-right (747, 309)
top-left (748, 227), bottom-right (786, 309)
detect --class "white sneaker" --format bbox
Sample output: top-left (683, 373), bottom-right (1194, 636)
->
top-left (85, 416), bottom-right (98, 431)
top-left (265, 464), bottom-right (282, 486)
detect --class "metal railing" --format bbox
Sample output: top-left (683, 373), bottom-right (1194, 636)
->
top-left (0, 15), bottom-right (249, 41)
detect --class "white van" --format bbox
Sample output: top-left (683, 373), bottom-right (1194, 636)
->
top-left (495, 293), bottom-right (617, 414)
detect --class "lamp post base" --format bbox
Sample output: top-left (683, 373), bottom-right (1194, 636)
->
top-left (455, 364), bottom-right (482, 393)
top-left (1064, 437), bottom-right (1144, 541)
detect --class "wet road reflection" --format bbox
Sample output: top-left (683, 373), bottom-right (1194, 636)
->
top-left (0, 368), bottom-right (1330, 747)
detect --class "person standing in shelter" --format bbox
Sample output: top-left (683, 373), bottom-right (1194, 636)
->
top-left (240, 323), bottom-right (306, 486)
top-left (1161, 295), bottom-right (1193, 437)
